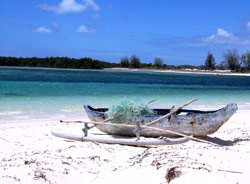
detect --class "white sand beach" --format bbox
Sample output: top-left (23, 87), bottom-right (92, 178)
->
top-left (107, 68), bottom-right (250, 77)
top-left (0, 109), bottom-right (250, 184)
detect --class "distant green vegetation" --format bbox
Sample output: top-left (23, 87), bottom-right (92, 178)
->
top-left (0, 57), bottom-right (119, 69)
top-left (121, 49), bottom-right (250, 73)
top-left (205, 49), bottom-right (250, 72)
top-left (1, 49), bottom-right (250, 72)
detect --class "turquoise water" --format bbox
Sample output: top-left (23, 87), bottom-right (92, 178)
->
top-left (1, 67), bottom-right (250, 123)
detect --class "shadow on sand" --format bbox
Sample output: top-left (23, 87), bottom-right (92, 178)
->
top-left (197, 136), bottom-right (249, 146)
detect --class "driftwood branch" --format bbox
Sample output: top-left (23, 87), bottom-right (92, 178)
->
top-left (133, 120), bottom-right (141, 140)
top-left (0, 137), bottom-right (12, 143)
top-left (146, 99), bottom-right (156, 105)
top-left (103, 116), bottom-right (119, 122)
top-left (82, 123), bottom-right (89, 136)
top-left (145, 98), bottom-right (197, 127)
top-left (60, 116), bottom-right (118, 124)
top-left (218, 169), bottom-right (243, 174)
top-left (61, 116), bottom-right (119, 137)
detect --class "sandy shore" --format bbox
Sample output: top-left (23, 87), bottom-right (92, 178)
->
top-left (106, 68), bottom-right (250, 77)
top-left (0, 109), bottom-right (250, 184)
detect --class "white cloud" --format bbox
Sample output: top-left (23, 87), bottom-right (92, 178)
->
top-left (85, 0), bottom-right (100, 11)
top-left (148, 28), bottom-right (250, 53)
top-left (37, 0), bottom-right (100, 14)
top-left (217, 28), bottom-right (232, 37)
top-left (204, 28), bottom-right (236, 43)
top-left (76, 25), bottom-right (96, 33)
top-left (34, 26), bottom-right (53, 33)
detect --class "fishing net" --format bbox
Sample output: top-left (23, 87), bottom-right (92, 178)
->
top-left (107, 100), bottom-right (155, 125)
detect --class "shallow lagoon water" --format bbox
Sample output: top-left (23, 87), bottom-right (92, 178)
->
top-left (1, 67), bottom-right (250, 123)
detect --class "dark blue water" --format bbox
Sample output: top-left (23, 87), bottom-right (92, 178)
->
top-left (2, 67), bottom-right (250, 87)
top-left (1, 67), bottom-right (250, 122)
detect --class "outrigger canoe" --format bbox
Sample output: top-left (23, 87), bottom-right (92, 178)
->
top-left (84, 103), bottom-right (238, 137)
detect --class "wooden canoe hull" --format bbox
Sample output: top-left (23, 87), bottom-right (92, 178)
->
top-left (83, 103), bottom-right (238, 137)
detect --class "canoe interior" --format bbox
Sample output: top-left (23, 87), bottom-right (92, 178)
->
top-left (86, 105), bottom-right (219, 115)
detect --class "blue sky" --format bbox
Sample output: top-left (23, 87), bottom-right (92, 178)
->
top-left (1, 0), bottom-right (250, 65)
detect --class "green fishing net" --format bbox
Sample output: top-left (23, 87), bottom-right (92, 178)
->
top-left (107, 100), bottom-right (155, 125)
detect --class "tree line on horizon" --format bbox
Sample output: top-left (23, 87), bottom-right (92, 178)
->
top-left (0, 57), bottom-right (119, 69)
top-left (120, 49), bottom-right (250, 73)
top-left (204, 49), bottom-right (250, 72)
top-left (0, 49), bottom-right (249, 72)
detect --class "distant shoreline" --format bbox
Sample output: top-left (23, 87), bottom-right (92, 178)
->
top-left (106, 67), bottom-right (250, 77)
top-left (1, 66), bottom-right (250, 77)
